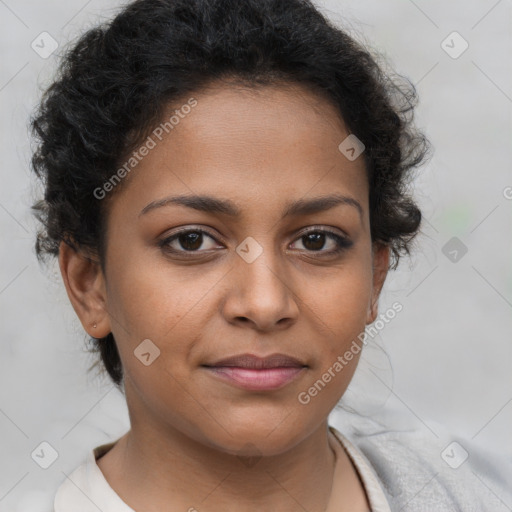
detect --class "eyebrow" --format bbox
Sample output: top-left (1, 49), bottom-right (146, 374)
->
top-left (139, 193), bottom-right (363, 221)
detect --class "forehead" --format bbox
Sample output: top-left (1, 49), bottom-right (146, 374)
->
top-left (110, 81), bottom-right (369, 222)
top-left (175, 81), bottom-right (351, 155)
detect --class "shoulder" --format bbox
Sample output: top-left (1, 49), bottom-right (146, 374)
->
top-left (330, 412), bottom-right (510, 512)
top-left (53, 440), bottom-right (123, 512)
top-left (53, 454), bottom-right (98, 511)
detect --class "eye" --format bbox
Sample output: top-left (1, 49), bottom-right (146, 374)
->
top-left (289, 228), bottom-right (353, 255)
top-left (158, 226), bottom-right (353, 258)
top-left (159, 228), bottom-right (222, 254)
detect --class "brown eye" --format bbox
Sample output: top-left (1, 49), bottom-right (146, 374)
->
top-left (159, 229), bottom-right (221, 253)
top-left (176, 231), bottom-right (203, 251)
top-left (301, 232), bottom-right (327, 251)
top-left (290, 229), bottom-right (353, 255)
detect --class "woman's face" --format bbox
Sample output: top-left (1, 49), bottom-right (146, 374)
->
top-left (71, 82), bottom-right (389, 456)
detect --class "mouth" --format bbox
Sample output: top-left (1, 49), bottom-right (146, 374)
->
top-left (202, 353), bottom-right (308, 391)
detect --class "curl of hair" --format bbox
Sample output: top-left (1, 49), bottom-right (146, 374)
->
top-left (30, 0), bottom-right (431, 387)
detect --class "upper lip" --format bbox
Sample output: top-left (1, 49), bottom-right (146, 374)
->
top-left (203, 353), bottom-right (307, 369)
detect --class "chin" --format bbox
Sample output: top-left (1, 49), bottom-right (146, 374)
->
top-left (200, 413), bottom-right (311, 458)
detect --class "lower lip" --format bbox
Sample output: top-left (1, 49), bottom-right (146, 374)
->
top-left (204, 366), bottom-right (306, 391)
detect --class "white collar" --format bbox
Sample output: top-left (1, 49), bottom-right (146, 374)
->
top-left (54, 426), bottom-right (391, 511)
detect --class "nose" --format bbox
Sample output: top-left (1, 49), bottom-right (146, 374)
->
top-left (220, 240), bottom-right (299, 332)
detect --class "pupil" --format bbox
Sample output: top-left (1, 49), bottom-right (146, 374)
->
top-left (304, 232), bottom-right (325, 251)
top-left (180, 232), bottom-right (202, 250)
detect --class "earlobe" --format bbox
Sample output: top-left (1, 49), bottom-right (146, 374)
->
top-left (58, 241), bottom-right (110, 338)
top-left (366, 243), bottom-right (390, 325)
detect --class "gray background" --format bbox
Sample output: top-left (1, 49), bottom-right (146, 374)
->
top-left (0, 0), bottom-right (511, 510)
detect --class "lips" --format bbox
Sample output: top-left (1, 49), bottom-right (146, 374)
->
top-left (204, 353), bottom-right (306, 369)
top-left (202, 353), bottom-right (307, 391)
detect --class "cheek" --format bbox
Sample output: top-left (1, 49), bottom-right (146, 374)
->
top-left (317, 281), bottom-right (370, 324)
top-left (299, 257), bottom-right (373, 397)
top-left (104, 251), bottom-right (230, 396)
top-left (305, 262), bottom-right (372, 337)
top-left (106, 250), bottom-right (220, 338)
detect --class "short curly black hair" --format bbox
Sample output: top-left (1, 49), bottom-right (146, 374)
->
top-left (30, 0), bottom-right (431, 388)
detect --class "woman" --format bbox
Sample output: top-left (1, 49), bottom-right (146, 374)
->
top-left (30, 0), bottom-right (494, 510)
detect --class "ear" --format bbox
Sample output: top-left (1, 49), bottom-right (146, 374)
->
top-left (366, 243), bottom-right (390, 325)
top-left (58, 241), bottom-right (111, 338)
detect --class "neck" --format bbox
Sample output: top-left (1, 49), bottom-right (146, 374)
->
top-left (98, 406), bottom-right (337, 511)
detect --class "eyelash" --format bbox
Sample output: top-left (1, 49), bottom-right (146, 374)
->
top-left (158, 226), bottom-right (353, 257)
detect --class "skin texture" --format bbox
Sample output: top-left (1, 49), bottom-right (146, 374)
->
top-left (59, 82), bottom-right (389, 511)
